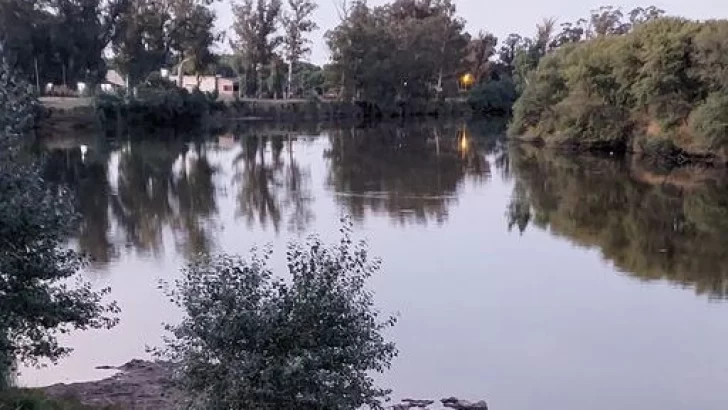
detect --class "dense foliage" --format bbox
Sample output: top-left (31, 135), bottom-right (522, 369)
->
top-left (97, 75), bottom-right (222, 128)
top-left (158, 226), bottom-right (397, 409)
top-left (0, 0), bottom-right (124, 88)
top-left (467, 77), bottom-right (517, 115)
top-left (0, 61), bottom-right (118, 388)
top-left (326, 0), bottom-right (469, 109)
top-left (0, 389), bottom-right (92, 410)
top-left (509, 16), bottom-right (728, 159)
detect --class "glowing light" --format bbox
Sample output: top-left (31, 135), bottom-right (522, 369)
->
top-left (459, 136), bottom-right (470, 152)
top-left (461, 73), bottom-right (475, 88)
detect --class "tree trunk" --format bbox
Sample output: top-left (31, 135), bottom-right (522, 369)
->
top-left (257, 64), bottom-right (263, 99)
top-left (339, 72), bottom-right (346, 101)
top-left (287, 60), bottom-right (294, 99)
top-left (437, 68), bottom-right (443, 97)
top-left (34, 57), bottom-right (40, 95)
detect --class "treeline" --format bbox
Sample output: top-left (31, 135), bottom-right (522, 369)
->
top-left (0, 0), bottom-right (321, 98)
top-left (0, 0), bottom-right (532, 106)
top-left (0, 0), bottom-right (217, 90)
top-left (509, 7), bottom-right (728, 160)
top-left (8, 0), bottom-right (725, 137)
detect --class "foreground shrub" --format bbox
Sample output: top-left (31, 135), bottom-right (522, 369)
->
top-left (158, 224), bottom-right (398, 410)
top-left (1, 60), bottom-right (119, 389)
top-left (0, 65), bottom-right (36, 134)
top-left (0, 389), bottom-right (93, 410)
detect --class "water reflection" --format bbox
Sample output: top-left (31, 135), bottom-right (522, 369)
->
top-left (43, 123), bottom-right (492, 269)
top-left (233, 134), bottom-right (314, 233)
top-left (325, 123), bottom-right (492, 225)
top-left (45, 141), bottom-right (220, 266)
top-left (508, 145), bottom-right (728, 299)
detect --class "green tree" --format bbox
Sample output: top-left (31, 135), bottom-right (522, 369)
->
top-left (232, 0), bottom-right (283, 98)
top-left (508, 16), bottom-right (728, 159)
top-left (110, 0), bottom-right (219, 87)
top-left (498, 33), bottom-right (523, 75)
top-left (157, 226), bottom-right (397, 410)
top-left (326, 0), bottom-right (468, 108)
top-left (0, 61), bottom-right (118, 388)
top-left (281, 0), bottom-right (318, 98)
top-left (111, 0), bottom-right (170, 86)
top-left (0, 0), bottom-right (126, 89)
top-left (465, 31), bottom-right (498, 85)
top-left (167, 0), bottom-right (220, 83)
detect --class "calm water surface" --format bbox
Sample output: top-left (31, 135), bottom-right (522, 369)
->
top-left (23, 122), bottom-right (728, 410)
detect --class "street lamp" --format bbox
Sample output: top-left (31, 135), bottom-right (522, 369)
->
top-left (460, 73), bottom-right (475, 90)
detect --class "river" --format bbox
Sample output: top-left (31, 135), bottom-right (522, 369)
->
top-left (22, 121), bottom-right (728, 410)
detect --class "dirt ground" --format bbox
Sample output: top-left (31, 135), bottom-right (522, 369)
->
top-left (41, 360), bottom-right (186, 410)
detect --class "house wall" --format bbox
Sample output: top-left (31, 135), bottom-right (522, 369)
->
top-left (218, 79), bottom-right (237, 96)
top-left (180, 76), bottom-right (238, 96)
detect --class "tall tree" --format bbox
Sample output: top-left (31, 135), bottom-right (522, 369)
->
top-left (111, 0), bottom-right (169, 86)
top-left (535, 17), bottom-right (556, 56)
top-left (589, 5), bottom-right (630, 36)
top-left (167, 0), bottom-right (219, 85)
top-left (110, 0), bottom-right (219, 87)
top-left (0, 0), bottom-right (127, 89)
top-left (232, 0), bottom-right (283, 98)
top-left (466, 31), bottom-right (498, 84)
top-left (326, 0), bottom-right (468, 106)
top-left (281, 0), bottom-right (318, 98)
top-left (498, 33), bottom-right (523, 74)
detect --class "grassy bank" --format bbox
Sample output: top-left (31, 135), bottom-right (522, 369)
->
top-left (508, 18), bottom-right (728, 163)
top-left (0, 389), bottom-right (100, 410)
top-left (38, 93), bottom-right (473, 137)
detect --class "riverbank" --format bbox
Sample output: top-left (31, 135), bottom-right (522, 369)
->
top-left (41, 360), bottom-right (184, 410)
top-left (508, 18), bottom-right (728, 164)
top-left (39, 360), bottom-right (488, 410)
top-left (36, 96), bottom-right (473, 139)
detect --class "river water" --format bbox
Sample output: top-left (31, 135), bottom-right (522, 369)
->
top-left (22, 121), bottom-right (728, 410)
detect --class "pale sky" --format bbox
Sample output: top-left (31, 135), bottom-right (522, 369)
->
top-left (213, 0), bottom-right (728, 65)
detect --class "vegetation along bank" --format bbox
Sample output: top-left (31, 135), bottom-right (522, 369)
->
top-left (509, 11), bottom-right (728, 164)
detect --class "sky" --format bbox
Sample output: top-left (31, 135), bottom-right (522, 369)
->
top-left (213, 0), bottom-right (728, 65)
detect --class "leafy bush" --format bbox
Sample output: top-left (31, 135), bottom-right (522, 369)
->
top-left (510, 53), bottom-right (568, 138)
top-left (689, 93), bottom-right (728, 150)
top-left (551, 91), bottom-right (631, 150)
top-left (96, 75), bottom-right (222, 128)
top-left (158, 225), bottom-right (397, 410)
top-left (0, 390), bottom-right (95, 410)
top-left (0, 65), bottom-right (37, 134)
top-left (468, 77), bottom-right (517, 115)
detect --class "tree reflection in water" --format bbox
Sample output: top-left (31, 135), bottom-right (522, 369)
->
top-left (45, 140), bottom-right (220, 266)
top-left (232, 133), bottom-right (315, 233)
top-left (508, 145), bottom-right (728, 299)
top-left (42, 122), bottom-right (501, 270)
top-left (325, 122), bottom-right (492, 225)
top-left (45, 148), bottom-right (116, 264)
